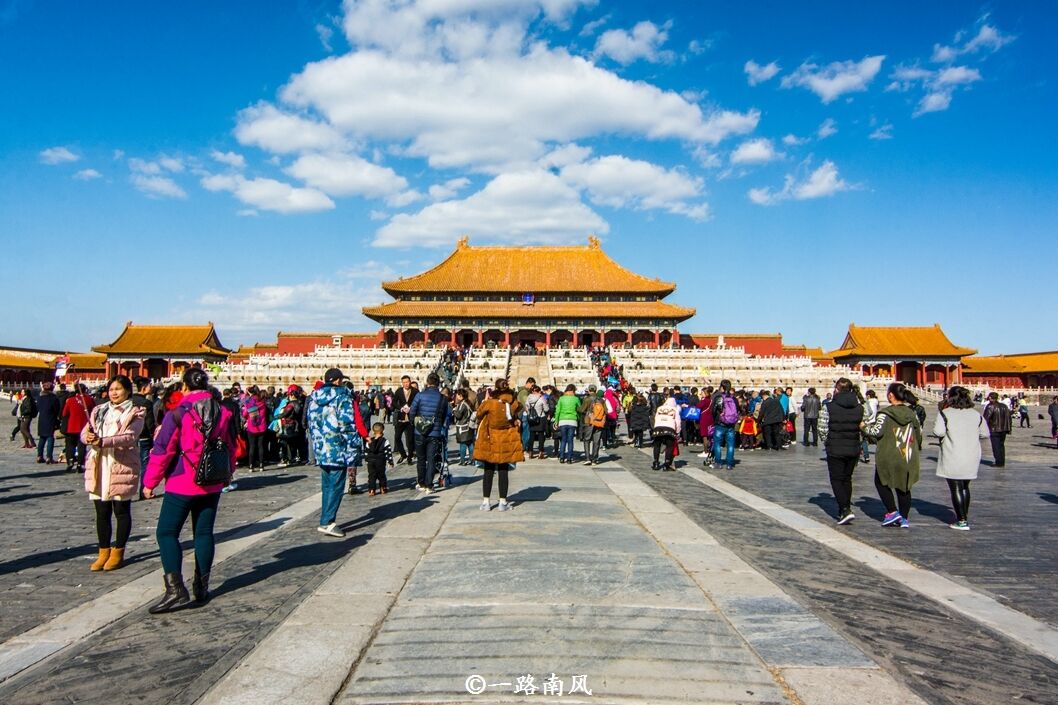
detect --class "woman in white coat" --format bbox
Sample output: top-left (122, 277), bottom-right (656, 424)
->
top-left (933, 386), bottom-right (990, 531)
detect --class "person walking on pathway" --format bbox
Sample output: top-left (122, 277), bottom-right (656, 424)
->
top-left (35, 382), bottom-right (62, 464)
top-left (983, 392), bottom-right (1012, 468)
top-left (800, 387), bottom-right (821, 447)
top-left (363, 422), bottom-right (393, 496)
top-left (61, 384), bottom-right (94, 472)
top-left (861, 383), bottom-right (922, 529)
top-left (933, 386), bottom-right (990, 531)
top-left (452, 389), bottom-right (476, 466)
top-left (651, 397), bottom-right (681, 471)
top-left (710, 380), bottom-right (740, 469)
top-left (242, 388), bottom-right (269, 471)
top-left (554, 384), bottom-right (581, 463)
top-left (409, 372), bottom-right (452, 492)
top-left (144, 369), bottom-right (236, 612)
top-left (474, 379), bottom-right (523, 511)
top-left (306, 368), bottom-right (366, 537)
top-left (818, 378), bottom-right (864, 525)
top-left (758, 390), bottom-right (785, 451)
top-left (83, 376), bottom-right (146, 572)
top-left (861, 390), bottom-right (879, 462)
top-left (392, 375), bottom-right (417, 464)
top-left (13, 389), bottom-right (36, 448)
top-left (626, 393), bottom-right (651, 449)
top-left (1049, 396), bottom-right (1058, 447)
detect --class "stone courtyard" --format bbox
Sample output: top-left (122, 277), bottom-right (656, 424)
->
top-left (0, 412), bottom-right (1055, 704)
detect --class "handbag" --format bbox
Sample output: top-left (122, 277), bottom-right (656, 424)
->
top-left (414, 395), bottom-right (445, 436)
top-left (186, 404), bottom-right (232, 486)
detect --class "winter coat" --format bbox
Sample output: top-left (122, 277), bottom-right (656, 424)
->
top-left (983, 402), bottom-right (1012, 434)
top-left (307, 384), bottom-right (366, 469)
top-left (409, 387), bottom-right (453, 439)
top-left (864, 404), bottom-right (922, 492)
top-left (83, 402), bottom-right (146, 499)
top-left (697, 399), bottom-right (714, 438)
top-left (242, 396), bottom-right (269, 434)
top-left (603, 388), bottom-right (620, 420)
top-left (473, 391), bottom-right (524, 465)
top-left (800, 394), bottom-right (821, 420)
top-left (36, 392), bottom-right (62, 436)
top-left (652, 399), bottom-right (682, 434)
top-left (524, 392), bottom-right (548, 428)
top-left (61, 393), bottom-right (95, 435)
top-left (453, 400), bottom-right (475, 444)
top-left (933, 407), bottom-right (989, 480)
top-left (820, 391), bottom-right (863, 459)
top-left (627, 402), bottom-right (651, 433)
top-left (554, 393), bottom-right (580, 423)
top-left (758, 397), bottom-right (785, 426)
top-left (144, 391), bottom-right (237, 496)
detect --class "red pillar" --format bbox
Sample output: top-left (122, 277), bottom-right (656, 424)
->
top-left (504, 330), bottom-right (510, 347)
top-left (545, 330), bottom-right (552, 348)
top-left (450, 330), bottom-right (457, 347)
top-left (572, 330), bottom-right (579, 348)
top-left (397, 329), bottom-right (404, 348)
top-left (654, 330), bottom-right (660, 348)
top-left (476, 330), bottom-right (483, 347)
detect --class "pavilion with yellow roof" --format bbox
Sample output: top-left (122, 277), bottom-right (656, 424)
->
top-left (362, 236), bottom-right (695, 349)
top-left (828, 323), bottom-right (976, 387)
top-left (93, 322), bottom-right (230, 379)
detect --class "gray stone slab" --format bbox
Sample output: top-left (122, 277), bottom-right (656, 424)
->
top-left (780, 667), bottom-right (929, 705)
top-left (430, 519), bottom-right (662, 555)
top-left (446, 498), bottom-right (630, 524)
top-left (713, 596), bottom-right (874, 668)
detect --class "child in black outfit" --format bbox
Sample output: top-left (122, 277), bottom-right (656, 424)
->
top-left (365, 422), bottom-right (394, 496)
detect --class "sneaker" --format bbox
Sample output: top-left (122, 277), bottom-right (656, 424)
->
top-left (705, 460), bottom-right (715, 469)
top-left (898, 518), bottom-right (910, 529)
top-left (837, 511), bottom-right (855, 525)
top-left (368, 489), bottom-right (376, 496)
top-left (583, 460), bottom-right (593, 466)
top-left (696, 451), bottom-right (710, 458)
top-left (317, 523), bottom-right (345, 538)
top-left (497, 501), bottom-right (512, 512)
top-left (950, 520), bottom-right (970, 531)
top-left (221, 482), bottom-right (237, 493)
top-left (881, 511), bottom-right (903, 527)
top-left (479, 500), bottom-right (491, 511)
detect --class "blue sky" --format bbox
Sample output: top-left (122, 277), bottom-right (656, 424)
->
top-left (2, 0), bottom-right (1055, 356)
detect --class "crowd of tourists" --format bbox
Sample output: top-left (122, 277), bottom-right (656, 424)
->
top-left (6, 350), bottom-right (1055, 615)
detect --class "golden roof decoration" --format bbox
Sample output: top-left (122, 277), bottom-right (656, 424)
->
top-left (382, 237), bottom-right (675, 296)
top-left (828, 324), bottom-right (976, 359)
top-left (94, 322), bottom-right (230, 357)
top-left (962, 352), bottom-right (1058, 375)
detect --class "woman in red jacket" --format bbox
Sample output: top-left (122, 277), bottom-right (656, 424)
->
top-left (61, 384), bottom-right (95, 473)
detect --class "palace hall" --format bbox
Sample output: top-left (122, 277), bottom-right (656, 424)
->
top-left (361, 236), bottom-right (694, 350)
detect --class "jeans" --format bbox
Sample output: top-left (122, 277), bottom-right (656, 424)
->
top-left (990, 432), bottom-right (1007, 467)
top-left (559, 425), bottom-right (576, 461)
top-left (156, 492), bottom-right (221, 575)
top-left (458, 441), bottom-right (474, 464)
top-left (36, 434), bottom-right (54, 461)
top-left (319, 465), bottom-right (347, 526)
top-left (861, 438), bottom-right (871, 461)
top-left (803, 418), bottom-right (819, 446)
top-left (415, 435), bottom-right (443, 488)
top-left (712, 424), bottom-right (736, 468)
top-left (520, 412), bottom-right (531, 450)
top-left (826, 455), bottom-right (859, 514)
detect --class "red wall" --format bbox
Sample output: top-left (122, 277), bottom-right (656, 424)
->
top-left (683, 334), bottom-right (786, 357)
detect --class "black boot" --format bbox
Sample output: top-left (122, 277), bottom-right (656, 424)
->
top-left (651, 460), bottom-right (660, 471)
top-left (192, 569), bottom-right (211, 605)
top-left (148, 573), bottom-right (190, 614)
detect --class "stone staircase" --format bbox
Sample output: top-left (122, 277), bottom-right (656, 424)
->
top-left (508, 353), bottom-right (552, 387)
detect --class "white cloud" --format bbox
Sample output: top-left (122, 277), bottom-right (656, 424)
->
top-left (748, 160), bottom-right (852, 205)
top-left (729, 138), bottom-right (782, 165)
top-left (889, 63), bottom-right (982, 117)
top-left (131, 174), bottom-right (187, 199)
top-left (285, 152), bottom-right (413, 204)
top-left (374, 169), bottom-right (608, 247)
top-left (914, 91), bottom-right (953, 117)
top-left (869, 123), bottom-right (893, 140)
top-left (194, 264), bottom-right (397, 337)
top-left (201, 173), bottom-right (335, 213)
top-left (559, 155), bottom-right (708, 219)
top-left (73, 168), bottom-right (101, 180)
top-left (158, 156), bottom-right (184, 173)
top-left (816, 118), bottom-right (837, 139)
top-left (234, 102), bottom-right (348, 154)
top-left (687, 38), bottom-right (710, 55)
top-left (744, 59), bottom-right (780, 86)
top-left (316, 22), bottom-right (334, 52)
top-left (781, 55), bottom-right (885, 103)
top-left (579, 15), bottom-right (609, 37)
top-left (782, 134), bottom-right (806, 146)
top-left (935, 65), bottom-right (981, 87)
top-left (593, 20), bottom-right (673, 65)
top-left (211, 150), bottom-right (246, 169)
top-left (237, 209), bottom-right (259, 217)
top-left (428, 177), bottom-right (471, 201)
top-left (539, 143), bottom-right (593, 169)
top-left (932, 19), bottom-right (1015, 63)
top-left (39, 146), bottom-right (79, 165)
top-left (112, 149), bottom-right (125, 161)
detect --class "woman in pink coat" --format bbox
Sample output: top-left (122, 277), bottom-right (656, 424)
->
top-left (242, 388), bottom-right (268, 471)
top-left (82, 376), bottom-right (145, 572)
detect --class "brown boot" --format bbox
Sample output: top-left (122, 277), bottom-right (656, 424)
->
top-left (90, 548), bottom-right (111, 571)
top-left (102, 548), bottom-right (124, 571)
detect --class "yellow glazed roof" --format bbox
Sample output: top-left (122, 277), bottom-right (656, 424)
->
top-left (829, 324), bottom-right (976, 359)
top-left (363, 300), bottom-right (695, 321)
top-left (94, 323), bottom-right (230, 356)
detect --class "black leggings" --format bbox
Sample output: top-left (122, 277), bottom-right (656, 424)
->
top-left (946, 479), bottom-right (971, 522)
top-left (874, 471), bottom-right (911, 518)
top-left (826, 455), bottom-right (859, 513)
top-left (482, 462), bottom-right (509, 500)
top-left (247, 432), bottom-right (265, 467)
top-left (653, 437), bottom-right (675, 465)
top-left (94, 499), bottom-right (131, 549)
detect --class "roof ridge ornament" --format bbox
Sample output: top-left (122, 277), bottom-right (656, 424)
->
top-left (587, 234), bottom-right (600, 249)
top-left (457, 235), bottom-right (469, 249)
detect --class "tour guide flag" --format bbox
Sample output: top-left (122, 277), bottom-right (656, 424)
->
top-left (55, 354), bottom-right (70, 378)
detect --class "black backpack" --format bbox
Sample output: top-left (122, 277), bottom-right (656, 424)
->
top-left (183, 400), bottom-right (232, 486)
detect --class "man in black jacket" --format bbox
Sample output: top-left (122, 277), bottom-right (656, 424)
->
top-left (392, 375), bottom-right (417, 464)
top-left (1048, 396), bottom-right (1058, 441)
top-left (800, 388), bottom-right (821, 447)
top-left (983, 392), bottom-right (1012, 468)
top-left (818, 379), bottom-right (864, 524)
top-left (758, 390), bottom-right (785, 451)
top-left (131, 377), bottom-right (158, 499)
